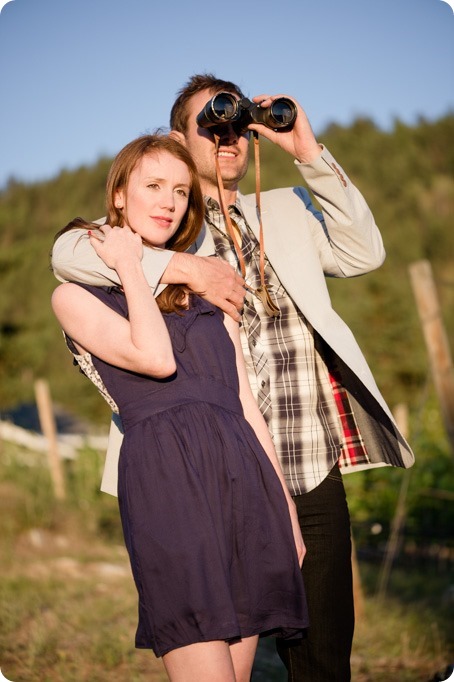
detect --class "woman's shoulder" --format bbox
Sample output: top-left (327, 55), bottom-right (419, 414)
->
top-left (55, 282), bottom-right (127, 316)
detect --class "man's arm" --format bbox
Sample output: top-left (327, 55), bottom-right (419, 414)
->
top-left (163, 252), bottom-right (244, 320)
top-left (295, 146), bottom-right (385, 277)
top-left (249, 94), bottom-right (385, 278)
top-left (52, 227), bottom-right (245, 319)
top-left (52, 228), bottom-right (173, 293)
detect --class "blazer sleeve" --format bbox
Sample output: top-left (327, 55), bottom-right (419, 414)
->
top-left (51, 228), bottom-right (174, 294)
top-left (295, 146), bottom-right (386, 277)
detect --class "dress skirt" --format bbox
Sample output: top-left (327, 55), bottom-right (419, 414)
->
top-left (75, 286), bottom-right (308, 657)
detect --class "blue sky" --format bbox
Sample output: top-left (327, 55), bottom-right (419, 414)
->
top-left (0, 0), bottom-right (453, 189)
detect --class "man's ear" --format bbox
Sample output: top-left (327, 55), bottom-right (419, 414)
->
top-left (169, 129), bottom-right (186, 146)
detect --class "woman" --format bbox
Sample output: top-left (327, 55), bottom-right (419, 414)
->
top-left (52, 135), bottom-right (308, 681)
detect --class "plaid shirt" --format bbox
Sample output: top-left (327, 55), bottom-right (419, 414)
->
top-left (205, 197), bottom-right (369, 495)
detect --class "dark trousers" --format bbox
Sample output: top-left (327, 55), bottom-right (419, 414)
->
top-left (276, 464), bottom-right (354, 681)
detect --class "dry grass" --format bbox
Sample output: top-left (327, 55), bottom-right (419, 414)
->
top-left (1, 528), bottom-right (168, 681)
top-left (0, 442), bottom-right (452, 681)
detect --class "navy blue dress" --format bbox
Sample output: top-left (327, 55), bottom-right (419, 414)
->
top-left (74, 284), bottom-right (308, 657)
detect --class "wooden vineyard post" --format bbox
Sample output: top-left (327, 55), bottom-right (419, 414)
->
top-left (377, 404), bottom-right (411, 600)
top-left (351, 535), bottom-right (364, 620)
top-left (34, 378), bottom-right (66, 500)
top-left (409, 260), bottom-right (454, 455)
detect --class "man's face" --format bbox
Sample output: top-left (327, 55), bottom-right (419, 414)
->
top-left (178, 89), bottom-right (250, 200)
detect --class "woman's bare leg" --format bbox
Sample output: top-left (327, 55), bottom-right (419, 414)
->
top-left (163, 640), bottom-right (236, 681)
top-left (230, 635), bottom-right (259, 682)
top-left (162, 636), bottom-right (259, 682)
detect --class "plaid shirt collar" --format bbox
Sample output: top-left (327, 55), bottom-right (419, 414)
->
top-left (204, 196), bottom-right (244, 232)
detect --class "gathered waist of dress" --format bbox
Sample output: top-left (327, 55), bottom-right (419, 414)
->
top-left (120, 376), bottom-right (243, 432)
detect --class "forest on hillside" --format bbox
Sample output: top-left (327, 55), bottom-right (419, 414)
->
top-left (0, 114), bottom-right (452, 425)
top-left (0, 114), bottom-right (453, 556)
top-left (1, 117), bottom-right (453, 674)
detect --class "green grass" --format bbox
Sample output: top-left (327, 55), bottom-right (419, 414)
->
top-left (0, 441), bottom-right (452, 681)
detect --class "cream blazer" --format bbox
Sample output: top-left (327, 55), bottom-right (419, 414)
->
top-left (52, 147), bottom-right (415, 496)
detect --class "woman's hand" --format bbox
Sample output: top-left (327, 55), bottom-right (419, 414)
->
top-left (89, 224), bottom-right (143, 271)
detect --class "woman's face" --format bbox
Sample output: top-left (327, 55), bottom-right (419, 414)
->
top-left (115, 151), bottom-right (191, 248)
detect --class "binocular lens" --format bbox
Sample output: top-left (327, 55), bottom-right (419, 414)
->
top-left (211, 93), bottom-right (237, 121)
top-left (197, 92), bottom-right (297, 132)
top-left (270, 100), bottom-right (296, 125)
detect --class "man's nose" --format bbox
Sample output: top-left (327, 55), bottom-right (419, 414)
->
top-left (218, 123), bottom-right (239, 144)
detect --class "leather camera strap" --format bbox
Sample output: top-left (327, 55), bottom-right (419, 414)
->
top-left (213, 132), bottom-right (280, 317)
top-left (213, 133), bottom-right (246, 277)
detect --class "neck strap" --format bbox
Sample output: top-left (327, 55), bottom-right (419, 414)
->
top-left (213, 132), bottom-right (280, 317)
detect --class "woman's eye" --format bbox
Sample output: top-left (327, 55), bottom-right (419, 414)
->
top-left (147, 183), bottom-right (159, 189)
top-left (175, 188), bottom-right (188, 197)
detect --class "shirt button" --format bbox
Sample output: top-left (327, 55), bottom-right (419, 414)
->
top-left (261, 380), bottom-right (266, 388)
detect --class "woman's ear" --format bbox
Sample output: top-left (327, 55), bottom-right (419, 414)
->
top-left (114, 189), bottom-right (124, 209)
top-left (169, 130), bottom-right (186, 146)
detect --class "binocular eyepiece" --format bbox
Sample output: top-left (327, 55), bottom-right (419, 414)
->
top-left (196, 92), bottom-right (297, 134)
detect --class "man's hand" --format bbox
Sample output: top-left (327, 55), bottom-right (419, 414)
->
top-left (248, 94), bottom-right (323, 164)
top-left (163, 253), bottom-right (246, 321)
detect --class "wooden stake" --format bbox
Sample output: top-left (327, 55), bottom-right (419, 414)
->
top-left (377, 403), bottom-right (411, 600)
top-left (409, 260), bottom-right (454, 454)
top-left (34, 379), bottom-right (66, 500)
top-left (351, 535), bottom-right (365, 620)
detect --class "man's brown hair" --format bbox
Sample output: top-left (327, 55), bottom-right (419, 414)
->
top-left (170, 73), bottom-right (245, 133)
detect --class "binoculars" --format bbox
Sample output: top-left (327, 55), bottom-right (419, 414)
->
top-left (196, 92), bottom-right (297, 133)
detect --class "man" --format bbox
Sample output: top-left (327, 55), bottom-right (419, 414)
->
top-left (52, 74), bottom-right (414, 681)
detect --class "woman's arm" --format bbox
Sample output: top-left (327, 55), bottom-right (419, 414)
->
top-left (52, 225), bottom-right (176, 378)
top-left (223, 314), bottom-right (306, 566)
